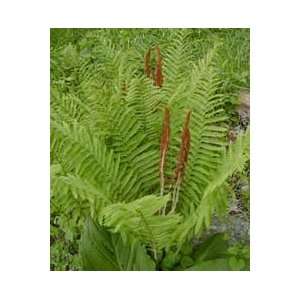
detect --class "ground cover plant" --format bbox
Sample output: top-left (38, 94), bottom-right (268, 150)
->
top-left (50, 28), bottom-right (250, 271)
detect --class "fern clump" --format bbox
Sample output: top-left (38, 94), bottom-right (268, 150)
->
top-left (51, 28), bottom-right (250, 271)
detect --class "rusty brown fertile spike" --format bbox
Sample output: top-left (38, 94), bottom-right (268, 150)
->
top-left (144, 48), bottom-right (152, 78)
top-left (174, 110), bottom-right (192, 182)
top-left (155, 46), bottom-right (163, 88)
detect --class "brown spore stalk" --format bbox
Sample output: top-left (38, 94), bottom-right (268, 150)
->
top-left (144, 46), bottom-right (164, 88)
top-left (174, 110), bottom-right (191, 181)
top-left (144, 48), bottom-right (152, 78)
top-left (171, 110), bottom-right (191, 213)
top-left (154, 46), bottom-right (164, 88)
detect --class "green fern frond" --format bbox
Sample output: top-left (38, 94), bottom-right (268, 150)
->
top-left (51, 121), bottom-right (141, 203)
top-left (174, 56), bottom-right (228, 213)
top-left (52, 174), bottom-right (110, 217)
top-left (99, 194), bottom-right (182, 253)
top-left (105, 97), bottom-right (160, 193)
top-left (174, 129), bottom-right (250, 245)
top-left (161, 30), bottom-right (193, 104)
top-left (125, 77), bottom-right (162, 141)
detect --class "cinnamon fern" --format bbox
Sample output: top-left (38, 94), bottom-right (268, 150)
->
top-left (51, 29), bottom-right (250, 270)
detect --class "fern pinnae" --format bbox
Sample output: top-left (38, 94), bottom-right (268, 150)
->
top-left (136, 209), bottom-right (158, 261)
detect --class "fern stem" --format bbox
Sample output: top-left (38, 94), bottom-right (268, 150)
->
top-left (170, 178), bottom-right (181, 213)
top-left (159, 107), bottom-right (170, 214)
top-left (160, 175), bottom-right (166, 214)
top-left (174, 183), bottom-right (181, 212)
top-left (160, 151), bottom-right (166, 197)
top-left (160, 179), bottom-right (164, 197)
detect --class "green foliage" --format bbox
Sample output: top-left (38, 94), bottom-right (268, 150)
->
top-left (188, 258), bottom-right (230, 271)
top-left (99, 195), bottom-right (182, 254)
top-left (228, 243), bottom-right (250, 271)
top-left (174, 129), bottom-right (250, 246)
top-left (185, 234), bottom-right (249, 271)
top-left (193, 233), bottom-right (229, 262)
top-left (50, 222), bottom-right (82, 271)
top-left (80, 218), bottom-right (155, 271)
top-left (51, 28), bottom-right (250, 271)
top-left (180, 256), bottom-right (195, 269)
top-left (161, 251), bottom-right (180, 270)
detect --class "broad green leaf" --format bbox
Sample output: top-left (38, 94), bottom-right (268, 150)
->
top-left (181, 243), bottom-right (193, 256)
top-left (80, 218), bottom-right (156, 271)
top-left (161, 251), bottom-right (180, 270)
top-left (180, 256), bottom-right (194, 268)
top-left (186, 258), bottom-right (230, 271)
top-left (193, 233), bottom-right (229, 262)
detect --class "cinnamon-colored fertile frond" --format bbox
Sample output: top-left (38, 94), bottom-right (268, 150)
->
top-left (159, 107), bottom-right (170, 177)
top-left (155, 46), bottom-right (164, 88)
top-left (174, 111), bottom-right (191, 182)
top-left (144, 48), bottom-right (152, 78)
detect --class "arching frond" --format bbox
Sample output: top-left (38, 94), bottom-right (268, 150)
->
top-left (179, 55), bottom-right (229, 214)
top-left (99, 194), bottom-right (182, 254)
top-left (174, 129), bottom-right (250, 246)
top-left (51, 121), bottom-right (141, 203)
